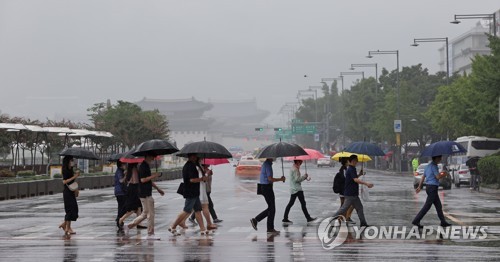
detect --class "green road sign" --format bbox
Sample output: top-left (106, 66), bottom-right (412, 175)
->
top-left (291, 124), bottom-right (316, 134)
top-left (274, 129), bottom-right (293, 140)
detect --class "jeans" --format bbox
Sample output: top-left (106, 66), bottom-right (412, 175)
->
top-left (332, 195), bottom-right (367, 225)
top-left (283, 191), bottom-right (312, 220)
top-left (412, 185), bottom-right (446, 224)
top-left (129, 196), bottom-right (155, 235)
top-left (255, 184), bottom-right (276, 231)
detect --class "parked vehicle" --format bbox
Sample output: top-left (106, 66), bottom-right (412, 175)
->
top-left (317, 157), bottom-right (334, 168)
top-left (413, 163), bottom-right (452, 190)
top-left (452, 164), bottom-right (471, 188)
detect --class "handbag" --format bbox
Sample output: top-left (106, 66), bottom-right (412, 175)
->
top-left (67, 181), bottom-right (79, 191)
top-left (177, 182), bottom-right (185, 196)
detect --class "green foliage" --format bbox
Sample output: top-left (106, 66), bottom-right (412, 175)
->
top-left (0, 169), bottom-right (15, 177)
top-left (53, 173), bottom-right (62, 178)
top-left (87, 101), bottom-right (170, 148)
top-left (17, 170), bottom-right (36, 177)
top-left (477, 155), bottom-right (500, 185)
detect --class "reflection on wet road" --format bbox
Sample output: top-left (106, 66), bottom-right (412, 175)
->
top-left (0, 164), bottom-right (499, 261)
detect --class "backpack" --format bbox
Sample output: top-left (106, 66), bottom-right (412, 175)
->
top-left (333, 171), bottom-right (344, 194)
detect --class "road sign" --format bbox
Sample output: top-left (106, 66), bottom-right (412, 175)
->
top-left (394, 120), bottom-right (402, 133)
top-left (274, 129), bottom-right (292, 140)
top-left (292, 118), bottom-right (303, 124)
top-left (314, 133), bottom-right (320, 142)
top-left (292, 124), bottom-right (317, 134)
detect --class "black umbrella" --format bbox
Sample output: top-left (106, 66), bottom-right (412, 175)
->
top-left (107, 153), bottom-right (124, 162)
top-left (59, 147), bottom-right (99, 160)
top-left (132, 139), bottom-right (179, 156)
top-left (176, 140), bottom-right (232, 159)
top-left (344, 141), bottom-right (385, 156)
top-left (255, 141), bottom-right (308, 178)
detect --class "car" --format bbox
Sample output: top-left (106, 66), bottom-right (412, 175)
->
top-left (240, 155), bottom-right (255, 161)
top-left (235, 159), bottom-right (262, 178)
top-left (317, 157), bottom-right (334, 168)
top-left (452, 164), bottom-right (471, 188)
top-left (413, 163), bottom-right (452, 190)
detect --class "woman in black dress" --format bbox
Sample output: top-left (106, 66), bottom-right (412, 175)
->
top-left (58, 156), bottom-right (79, 235)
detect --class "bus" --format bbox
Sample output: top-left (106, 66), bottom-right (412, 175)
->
top-left (450, 136), bottom-right (500, 166)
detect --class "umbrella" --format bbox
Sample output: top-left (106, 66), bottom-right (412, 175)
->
top-left (202, 158), bottom-right (230, 166)
top-left (344, 141), bottom-right (385, 156)
top-left (420, 141), bottom-right (467, 157)
top-left (107, 153), bottom-right (124, 162)
top-left (59, 147), bottom-right (99, 160)
top-left (255, 140), bottom-right (308, 178)
top-left (176, 140), bottom-right (232, 159)
top-left (332, 152), bottom-right (372, 162)
top-left (132, 139), bottom-right (179, 156)
top-left (284, 148), bottom-right (324, 161)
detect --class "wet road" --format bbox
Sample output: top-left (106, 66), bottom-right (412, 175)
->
top-left (0, 162), bottom-right (499, 261)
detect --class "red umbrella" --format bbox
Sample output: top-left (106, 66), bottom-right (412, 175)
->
top-left (120, 155), bottom-right (161, 164)
top-left (202, 158), bottom-right (230, 166)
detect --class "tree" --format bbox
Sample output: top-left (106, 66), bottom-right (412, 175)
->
top-left (87, 101), bottom-right (170, 150)
top-left (427, 35), bottom-right (500, 138)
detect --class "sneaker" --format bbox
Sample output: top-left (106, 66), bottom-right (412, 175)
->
top-left (440, 222), bottom-right (452, 228)
top-left (360, 224), bottom-right (371, 227)
top-left (213, 219), bottom-right (223, 223)
top-left (267, 229), bottom-right (280, 235)
top-left (137, 225), bottom-right (147, 229)
top-left (346, 218), bottom-right (356, 224)
top-left (145, 234), bottom-right (161, 240)
top-left (282, 219), bottom-right (293, 224)
top-left (250, 218), bottom-right (258, 231)
top-left (188, 217), bottom-right (197, 225)
top-left (307, 217), bottom-right (317, 223)
top-left (168, 227), bottom-right (181, 236)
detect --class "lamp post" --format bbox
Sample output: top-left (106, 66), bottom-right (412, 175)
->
top-left (451, 13), bottom-right (497, 37)
top-left (411, 37), bottom-right (449, 85)
top-left (367, 49), bottom-right (400, 172)
top-left (350, 63), bottom-right (378, 96)
top-left (340, 71), bottom-right (365, 81)
top-left (321, 77), bottom-right (344, 151)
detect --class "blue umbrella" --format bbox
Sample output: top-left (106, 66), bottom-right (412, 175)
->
top-left (344, 141), bottom-right (385, 156)
top-left (420, 141), bottom-right (466, 157)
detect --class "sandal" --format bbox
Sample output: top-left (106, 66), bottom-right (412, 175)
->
top-left (168, 227), bottom-right (180, 236)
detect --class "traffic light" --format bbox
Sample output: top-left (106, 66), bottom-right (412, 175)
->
top-left (255, 127), bottom-right (264, 131)
top-left (273, 128), bottom-right (282, 131)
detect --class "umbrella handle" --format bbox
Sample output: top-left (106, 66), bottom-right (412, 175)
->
top-left (281, 158), bottom-right (285, 183)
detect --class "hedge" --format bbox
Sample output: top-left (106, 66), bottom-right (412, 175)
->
top-left (17, 170), bottom-right (36, 177)
top-left (477, 155), bottom-right (500, 185)
top-left (0, 169), bottom-right (15, 178)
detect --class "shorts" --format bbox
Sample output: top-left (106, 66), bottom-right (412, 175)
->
top-left (183, 197), bottom-right (202, 213)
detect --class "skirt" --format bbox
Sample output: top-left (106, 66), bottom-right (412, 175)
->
top-left (63, 187), bottom-right (78, 221)
top-left (124, 184), bottom-right (142, 212)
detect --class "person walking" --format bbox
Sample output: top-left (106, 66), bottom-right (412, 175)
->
top-left (123, 154), bottom-right (165, 239)
top-left (170, 154), bottom-right (208, 236)
top-left (189, 163), bottom-right (223, 225)
top-left (412, 155), bottom-right (452, 229)
top-left (114, 160), bottom-right (127, 232)
top-left (331, 155), bottom-right (373, 227)
top-left (282, 160), bottom-right (316, 224)
top-left (250, 158), bottom-right (285, 235)
top-left (118, 163), bottom-right (146, 230)
top-left (333, 157), bottom-right (355, 224)
top-left (59, 156), bottom-right (79, 235)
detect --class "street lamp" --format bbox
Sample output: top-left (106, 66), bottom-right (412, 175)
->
top-left (350, 63), bottom-right (378, 96)
top-left (367, 49), bottom-right (400, 172)
top-left (340, 71), bottom-right (365, 80)
top-left (411, 37), bottom-right (449, 85)
top-left (451, 13), bottom-right (497, 37)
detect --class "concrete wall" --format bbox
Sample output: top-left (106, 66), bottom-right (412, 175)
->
top-left (0, 169), bottom-right (182, 201)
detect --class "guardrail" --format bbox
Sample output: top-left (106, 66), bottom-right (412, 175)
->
top-left (0, 169), bottom-right (182, 201)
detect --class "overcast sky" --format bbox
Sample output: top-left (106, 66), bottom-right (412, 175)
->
top-left (0, 0), bottom-right (498, 123)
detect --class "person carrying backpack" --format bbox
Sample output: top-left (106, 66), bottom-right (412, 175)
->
top-left (333, 157), bottom-right (355, 223)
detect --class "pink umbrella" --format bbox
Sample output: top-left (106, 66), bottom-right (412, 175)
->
top-left (202, 158), bottom-right (230, 166)
top-left (284, 148), bottom-right (324, 161)
top-left (284, 148), bottom-right (324, 175)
